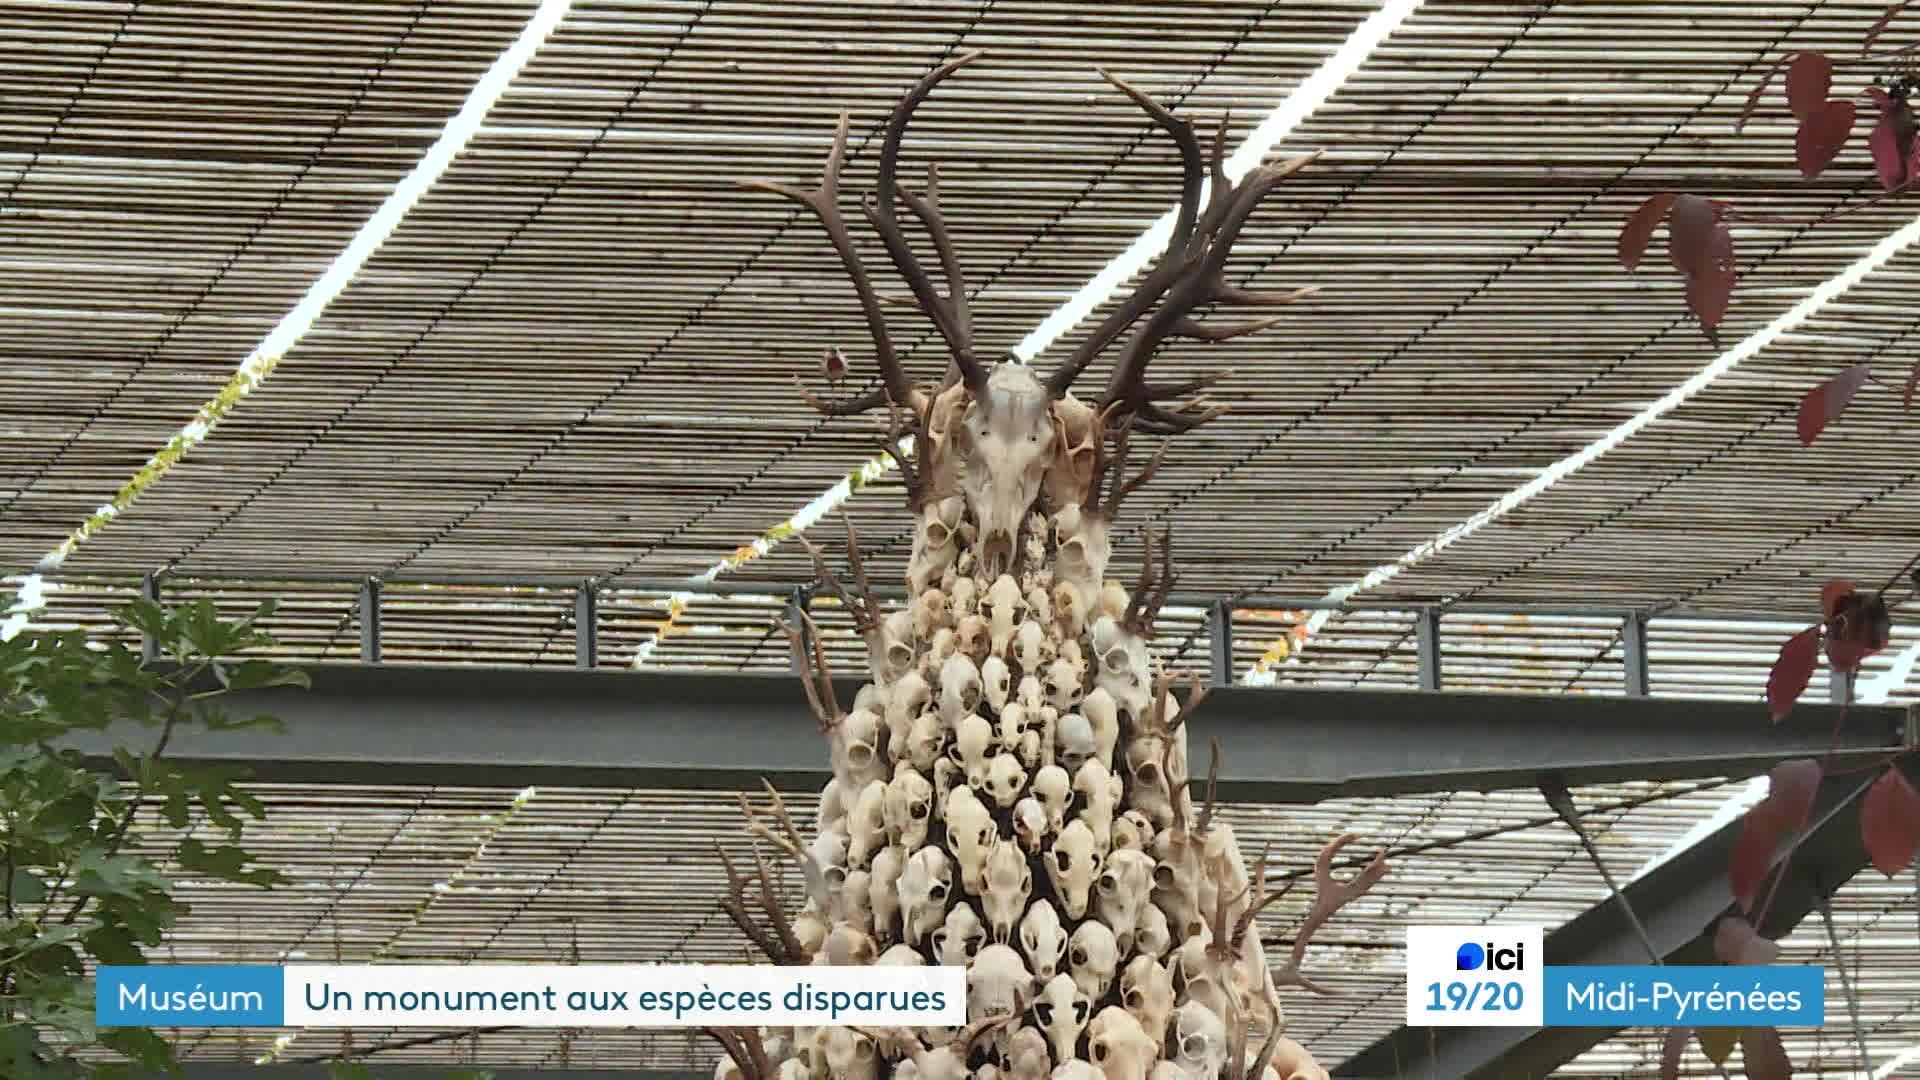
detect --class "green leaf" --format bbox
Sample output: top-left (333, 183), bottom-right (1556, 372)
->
top-left (10, 866), bottom-right (49, 902)
top-left (219, 659), bottom-right (310, 692)
top-left (329, 1061), bottom-right (374, 1080)
top-left (70, 850), bottom-right (168, 901)
top-left (100, 1026), bottom-right (178, 1074)
top-left (175, 837), bottom-right (287, 888)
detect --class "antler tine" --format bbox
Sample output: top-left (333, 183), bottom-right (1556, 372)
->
top-left (879, 401), bottom-right (928, 509)
top-left (899, 162), bottom-right (973, 346)
top-left (1196, 736), bottom-right (1222, 835)
top-left (714, 841), bottom-right (781, 964)
top-left (773, 611), bottom-right (841, 731)
top-left (1046, 71), bottom-right (1208, 399)
top-left (1276, 832), bottom-right (1390, 996)
top-left (840, 512), bottom-right (879, 627)
top-left (743, 113), bottom-right (913, 414)
top-left (868, 50), bottom-right (989, 393)
top-left (749, 841), bottom-right (806, 963)
top-left (1123, 525), bottom-right (1155, 631)
top-left (795, 377), bottom-right (893, 418)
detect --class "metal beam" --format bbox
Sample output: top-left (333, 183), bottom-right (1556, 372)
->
top-left (1622, 611), bottom-right (1650, 698)
top-left (1335, 753), bottom-right (1920, 1078)
top-left (1208, 599), bottom-right (1234, 687)
top-left (1415, 606), bottom-right (1442, 691)
top-left (358, 578), bottom-right (382, 664)
top-left (64, 663), bottom-right (1909, 804)
top-left (574, 578), bottom-right (599, 669)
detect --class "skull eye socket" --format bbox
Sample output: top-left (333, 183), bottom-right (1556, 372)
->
top-left (927, 522), bottom-right (951, 545)
top-left (1071, 945), bottom-right (1088, 966)
top-left (1124, 987), bottom-right (1144, 1008)
top-left (948, 743), bottom-right (964, 763)
top-left (911, 801), bottom-right (930, 819)
top-left (855, 1040), bottom-right (875, 1060)
top-left (1074, 999), bottom-right (1091, 1023)
top-left (847, 743), bottom-right (874, 768)
top-left (1034, 1002), bottom-right (1054, 1025)
top-left (1092, 1040), bottom-right (1108, 1062)
top-left (1182, 1035), bottom-right (1204, 1058)
top-left (1136, 761), bottom-right (1161, 784)
top-left (1153, 863), bottom-right (1175, 889)
top-left (1098, 872), bottom-right (1118, 894)
top-left (1055, 850), bottom-right (1072, 872)
top-left (929, 881), bottom-right (947, 900)
top-left (825, 866), bottom-right (847, 886)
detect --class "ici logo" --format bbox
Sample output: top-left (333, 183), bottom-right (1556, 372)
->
top-left (1456, 941), bottom-right (1525, 971)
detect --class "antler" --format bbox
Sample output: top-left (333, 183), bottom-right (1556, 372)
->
top-left (739, 779), bottom-right (833, 912)
top-left (714, 839), bottom-right (807, 965)
top-left (1045, 74), bottom-right (1320, 426)
top-left (799, 512), bottom-right (880, 636)
top-left (773, 610), bottom-right (842, 732)
top-left (745, 51), bottom-right (989, 421)
top-left (1122, 525), bottom-right (1176, 637)
top-left (1273, 833), bottom-right (1390, 996)
top-left (1085, 410), bottom-right (1169, 521)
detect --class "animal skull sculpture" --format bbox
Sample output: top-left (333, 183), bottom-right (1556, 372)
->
top-left (718, 55), bottom-right (1365, 1078)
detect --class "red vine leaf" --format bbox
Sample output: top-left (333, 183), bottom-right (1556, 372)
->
top-left (1786, 53), bottom-right (1833, 122)
top-left (1795, 364), bottom-right (1870, 444)
top-left (1864, 2), bottom-right (1910, 56)
top-left (1765, 626), bottom-right (1821, 721)
top-left (1821, 579), bottom-right (1858, 621)
top-left (1730, 800), bottom-right (1787, 911)
top-left (1712, 915), bottom-right (1781, 966)
top-left (1740, 1026), bottom-right (1792, 1080)
top-left (1668, 194), bottom-right (1719, 274)
top-left (1904, 358), bottom-right (1920, 411)
top-left (1619, 193), bottom-right (1676, 270)
top-left (1769, 758), bottom-right (1822, 822)
top-left (1687, 223), bottom-right (1738, 329)
top-left (1867, 87), bottom-right (1920, 191)
top-left (1827, 586), bottom-right (1891, 672)
top-left (1862, 767), bottom-right (1920, 877)
top-left (1796, 98), bottom-right (1857, 178)
top-left (1660, 1027), bottom-right (1691, 1080)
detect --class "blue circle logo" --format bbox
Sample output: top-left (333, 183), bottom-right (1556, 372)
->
top-left (1456, 943), bottom-right (1485, 971)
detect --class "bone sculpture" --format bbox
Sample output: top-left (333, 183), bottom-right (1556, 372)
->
top-left (709, 51), bottom-right (1392, 1079)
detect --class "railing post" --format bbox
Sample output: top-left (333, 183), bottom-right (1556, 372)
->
top-left (1208, 599), bottom-right (1234, 687)
top-left (139, 570), bottom-right (163, 665)
top-left (575, 578), bottom-right (599, 669)
top-left (1622, 611), bottom-right (1651, 698)
top-left (358, 577), bottom-right (382, 663)
top-left (1416, 606), bottom-right (1442, 691)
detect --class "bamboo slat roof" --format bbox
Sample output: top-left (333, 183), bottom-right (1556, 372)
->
top-left (7, 0), bottom-right (1920, 1075)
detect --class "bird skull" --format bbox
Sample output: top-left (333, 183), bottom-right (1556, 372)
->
top-left (981, 838), bottom-right (1033, 944)
top-left (932, 901), bottom-right (987, 968)
top-left (885, 765), bottom-right (935, 850)
top-left (1121, 956), bottom-right (1176, 1046)
top-left (1087, 1006), bottom-right (1155, 1080)
top-left (899, 847), bottom-right (954, 947)
top-left (966, 942), bottom-right (1033, 1024)
top-left (1068, 919), bottom-right (1120, 1002)
top-left (957, 363), bottom-right (1057, 579)
top-left (1033, 972), bottom-right (1092, 1066)
top-left (1018, 899), bottom-right (1069, 982)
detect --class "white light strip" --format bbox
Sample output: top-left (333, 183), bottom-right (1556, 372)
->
top-left (628, 0), bottom-right (1425, 665)
top-left (1242, 208), bottom-right (1920, 683)
top-left (0, 0), bottom-right (575, 642)
top-left (1015, 0), bottom-right (1423, 361)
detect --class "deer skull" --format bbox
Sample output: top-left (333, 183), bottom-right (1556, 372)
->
top-left (981, 838), bottom-right (1033, 943)
top-left (1069, 919), bottom-right (1120, 1002)
top-left (1033, 972), bottom-right (1091, 1065)
top-left (1170, 1002), bottom-right (1227, 1079)
top-left (956, 363), bottom-right (1058, 579)
top-left (1018, 899), bottom-right (1069, 982)
top-left (967, 942), bottom-right (1033, 1024)
top-left (1170, 938), bottom-right (1233, 1021)
top-left (899, 846), bottom-right (954, 947)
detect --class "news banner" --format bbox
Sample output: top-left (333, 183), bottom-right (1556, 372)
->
top-left (95, 926), bottom-right (1823, 1030)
